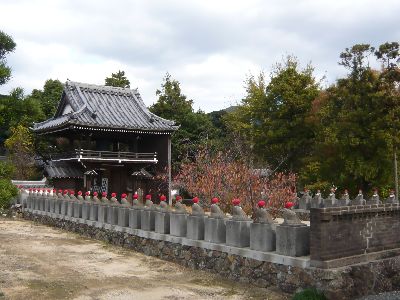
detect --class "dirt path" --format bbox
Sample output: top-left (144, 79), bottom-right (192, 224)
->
top-left (0, 219), bottom-right (289, 300)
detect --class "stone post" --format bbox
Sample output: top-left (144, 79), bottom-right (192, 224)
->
top-left (55, 190), bottom-right (63, 216)
top-left (129, 194), bottom-right (142, 229)
top-left (276, 206), bottom-right (310, 257)
top-left (226, 199), bottom-right (252, 247)
top-left (90, 192), bottom-right (100, 222)
top-left (81, 192), bottom-right (91, 220)
top-left (118, 193), bottom-right (130, 228)
top-left (204, 198), bottom-right (226, 244)
top-left (170, 196), bottom-right (188, 237)
top-left (44, 189), bottom-right (51, 213)
top-left (106, 193), bottom-right (119, 226)
top-left (39, 189), bottom-right (45, 212)
top-left (60, 190), bottom-right (69, 217)
top-left (141, 195), bottom-right (156, 231)
top-left (250, 200), bottom-right (277, 252)
top-left (97, 192), bottom-right (109, 226)
top-left (49, 189), bottom-right (56, 214)
top-left (66, 190), bottom-right (75, 218)
top-left (187, 197), bottom-right (205, 240)
top-left (155, 195), bottom-right (170, 234)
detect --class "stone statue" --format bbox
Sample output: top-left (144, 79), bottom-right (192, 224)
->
top-left (84, 191), bottom-right (91, 201)
top-left (100, 192), bottom-right (109, 203)
top-left (369, 189), bottom-right (380, 204)
top-left (191, 197), bottom-right (204, 216)
top-left (353, 190), bottom-right (366, 205)
top-left (386, 190), bottom-right (398, 204)
top-left (110, 193), bottom-right (119, 206)
top-left (174, 196), bottom-right (187, 214)
top-left (311, 190), bottom-right (322, 208)
top-left (144, 195), bottom-right (154, 209)
top-left (57, 190), bottom-right (63, 198)
top-left (282, 208), bottom-right (303, 226)
top-left (341, 190), bottom-right (350, 201)
top-left (77, 191), bottom-right (84, 202)
top-left (231, 199), bottom-right (249, 220)
top-left (299, 190), bottom-right (312, 210)
top-left (120, 194), bottom-right (131, 207)
top-left (92, 192), bottom-right (101, 203)
top-left (132, 194), bottom-right (141, 206)
top-left (158, 195), bottom-right (171, 212)
top-left (210, 197), bottom-right (225, 219)
top-left (254, 200), bottom-right (274, 224)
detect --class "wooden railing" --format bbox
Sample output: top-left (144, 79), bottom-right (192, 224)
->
top-left (50, 149), bottom-right (157, 162)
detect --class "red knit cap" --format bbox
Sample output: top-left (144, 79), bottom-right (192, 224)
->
top-left (258, 200), bottom-right (266, 208)
top-left (102, 192), bottom-right (107, 197)
top-left (192, 197), bottom-right (199, 203)
top-left (160, 195), bottom-right (167, 201)
top-left (145, 194), bottom-right (151, 200)
top-left (211, 197), bottom-right (219, 204)
top-left (121, 193), bottom-right (127, 198)
top-left (111, 192), bottom-right (117, 198)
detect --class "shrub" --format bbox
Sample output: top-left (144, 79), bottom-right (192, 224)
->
top-left (292, 288), bottom-right (327, 300)
top-left (0, 178), bottom-right (18, 209)
top-left (0, 161), bottom-right (15, 179)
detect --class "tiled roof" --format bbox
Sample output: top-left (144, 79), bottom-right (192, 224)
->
top-left (44, 161), bottom-right (83, 178)
top-left (33, 81), bottom-right (178, 133)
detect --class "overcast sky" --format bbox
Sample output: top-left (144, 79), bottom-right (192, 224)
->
top-left (1, 0), bottom-right (399, 112)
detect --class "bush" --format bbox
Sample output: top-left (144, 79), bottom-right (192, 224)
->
top-left (0, 161), bottom-right (15, 179)
top-left (0, 178), bottom-right (18, 209)
top-left (292, 288), bottom-right (327, 300)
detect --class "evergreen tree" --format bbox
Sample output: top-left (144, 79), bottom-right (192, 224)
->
top-left (105, 70), bottom-right (130, 88)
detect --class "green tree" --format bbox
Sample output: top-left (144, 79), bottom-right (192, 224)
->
top-left (27, 79), bottom-right (63, 118)
top-left (105, 70), bottom-right (130, 88)
top-left (0, 30), bottom-right (16, 85)
top-left (150, 73), bottom-right (217, 169)
top-left (225, 56), bottom-right (320, 172)
top-left (5, 125), bottom-right (37, 180)
top-left (0, 161), bottom-right (17, 209)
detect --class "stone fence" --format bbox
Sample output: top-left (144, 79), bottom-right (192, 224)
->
top-left (19, 189), bottom-right (400, 299)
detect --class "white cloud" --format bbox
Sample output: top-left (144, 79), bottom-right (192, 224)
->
top-left (1, 0), bottom-right (399, 112)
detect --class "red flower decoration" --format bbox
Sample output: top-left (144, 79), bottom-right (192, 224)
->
top-left (258, 200), bottom-right (266, 208)
top-left (211, 197), bottom-right (219, 204)
top-left (160, 195), bottom-right (167, 201)
top-left (102, 192), bottom-right (107, 197)
top-left (285, 202), bottom-right (294, 209)
top-left (78, 191), bottom-right (82, 195)
top-left (232, 198), bottom-right (241, 206)
top-left (176, 195), bottom-right (182, 201)
top-left (192, 197), bottom-right (199, 203)
top-left (145, 194), bottom-right (151, 200)
top-left (133, 194), bottom-right (138, 199)
top-left (111, 192), bottom-right (117, 198)
top-left (121, 193), bottom-right (127, 198)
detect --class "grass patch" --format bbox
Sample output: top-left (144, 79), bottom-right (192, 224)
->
top-left (292, 288), bottom-right (327, 300)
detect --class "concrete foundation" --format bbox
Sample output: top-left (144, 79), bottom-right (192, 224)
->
top-left (187, 215), bottom-right (205, 240)
top-left (129, 208), bottom-right (142, 229)
top-left (141, 209), bottom-right (155, 231)
top-left (118, 207), bottom-right (129, 227)
top-left (276, 224), bottom-right (310, 257)
top-left (204, 217), bottom-right (226, 244)
top-left (155, 211), bottom-right (170, 234)
top-left (226, 219), bottom-right (251, 247)
top-left (250, 223), bottom-right (276, 252)
top-left (170, 213), bottom-right (188, 237)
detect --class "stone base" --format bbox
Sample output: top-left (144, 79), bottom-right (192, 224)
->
top-left (250, 223), bottom-right (276, 252)
top-left (155, 211), bottom-right (170, 234)
top-left (82, 203), bottom-right (90, 220)
top-left (129, 208), bottom-right (142, 229)
top-left (170, 213), bottom-right (187, 237)
top-left (204, 217), bottom-right (226, 244)
top-left (97, 205), bottom-right (108, 223)
top-left (73, 202), bottom-right (82, 218)
top-left (90, 203), bottom-right (98, 221)
top-left (141, 209), bottom-right (155, 231)
top-left (276, 224), bottom-right (310, 257)
top-left (60, 201), bottom-right (67, 216)
top-left (226, 219), bottom-right (251, 247)
top-left (49, 201), bottom-right (55, 214)
top-left (187, 215), bottom-right (205, 240)
top-left (107, 206), bottom-right (119, 225)
top-left (337, 199), bottom-right (350, 206)
top-left (67, 201), bottom-right (74, 217)
top-left (44, 199), bottom-right (49, 212)
top-left (118, 207), bottom-right (129, 227)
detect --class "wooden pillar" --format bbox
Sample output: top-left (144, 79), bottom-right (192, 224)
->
top-left (168, 135), bottom-right (172, 205)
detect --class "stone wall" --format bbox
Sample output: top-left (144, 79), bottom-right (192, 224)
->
top-left (310, 205), bottom-right (400, 268)
top-left (23, 211), bottom-right (400, 300)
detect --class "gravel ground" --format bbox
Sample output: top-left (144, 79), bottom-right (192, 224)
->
top-left (0, 218), bottom-right (289, 300)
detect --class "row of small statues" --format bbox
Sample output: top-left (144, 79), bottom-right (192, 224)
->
top-left (25, 188), bottom-right (303, 226)
top-left (296, 188), bottom-right (398, 209)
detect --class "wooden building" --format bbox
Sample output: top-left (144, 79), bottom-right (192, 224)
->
top-left (33, 81), bottom-right (178, 200)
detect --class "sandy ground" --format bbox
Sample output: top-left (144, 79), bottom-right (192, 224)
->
top-left (0, 219), bottom-right (289, 300)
